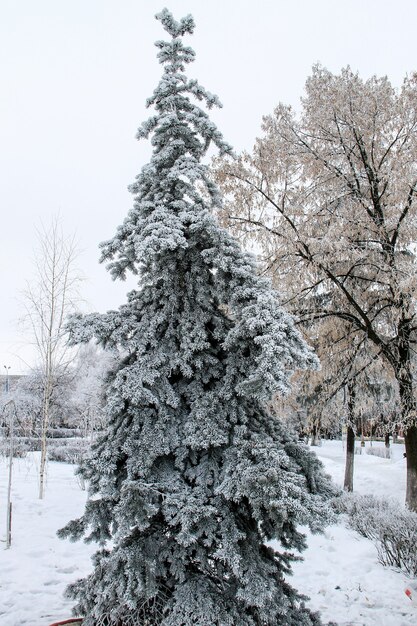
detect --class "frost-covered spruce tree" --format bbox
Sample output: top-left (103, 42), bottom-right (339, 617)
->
top-left (59, 10), bottom-right (335, 626)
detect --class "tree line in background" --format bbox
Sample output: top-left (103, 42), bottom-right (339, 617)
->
top-left (0, 343), bottom-right (113, 459)
top-left (214, 65), bottom-right (417, 508)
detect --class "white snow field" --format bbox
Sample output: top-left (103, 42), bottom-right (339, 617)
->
top-left (289, 441), bottom-right (417, 626)
top-left (0, 441), bottom-right (416, 626)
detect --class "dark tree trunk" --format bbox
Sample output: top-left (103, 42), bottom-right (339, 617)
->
top-left (344, 426), bottom-right (355, 492)
top-left (344, 382), bottom-right (356, 492)
top-left (311, 420), bottom-right (320, 446)
top-left (384, 433), bottom-right (390, 449)
top-left (397, 366), bottom-right (417, 511)
top-left (404, 425), bottom-right (417, 512)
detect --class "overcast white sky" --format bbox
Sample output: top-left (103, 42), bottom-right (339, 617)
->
top-left (2, 0), bottom-right (417, 373)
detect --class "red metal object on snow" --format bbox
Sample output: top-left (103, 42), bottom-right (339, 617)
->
top-left (405, 586), bottom-right (417, 606)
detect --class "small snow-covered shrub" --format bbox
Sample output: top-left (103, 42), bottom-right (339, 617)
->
top-left (47, 427), bottom-right (83, 439)
top-left (48, 439), bottom-right (89, 464)
top-left (0, 439), bottom-right (29, 458)
top-left (336, 493), bottom-right (417, 576)
top-left (366, 446), bottom-right (390, 459)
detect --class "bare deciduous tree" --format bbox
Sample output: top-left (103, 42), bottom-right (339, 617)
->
top-left (23, 219), bottom-right (80, 499)
top-left (215, 66), bottom-right (417, 510)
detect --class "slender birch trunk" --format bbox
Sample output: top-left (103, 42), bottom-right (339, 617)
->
top-left (39, 370), bottom-right (53, 499)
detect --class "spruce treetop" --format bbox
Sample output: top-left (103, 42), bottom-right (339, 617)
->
top-left (99, 8), bottom-right (232, 282)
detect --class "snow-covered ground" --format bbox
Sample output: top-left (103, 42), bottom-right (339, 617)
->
top-left (290, 441), bottom-right (416, 626)
top-left (0, 454), bottom-right (95, 625)
top-left (0, 441), bottom-right (416, 625)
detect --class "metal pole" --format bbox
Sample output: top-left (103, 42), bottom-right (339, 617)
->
top-left (3, 366), bottom-right (13, 549)
top-left (6, 406), bottom-right (13, 548)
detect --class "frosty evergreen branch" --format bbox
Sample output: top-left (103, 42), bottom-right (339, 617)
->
top-left (60, 10), bottom-right (335, 626)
